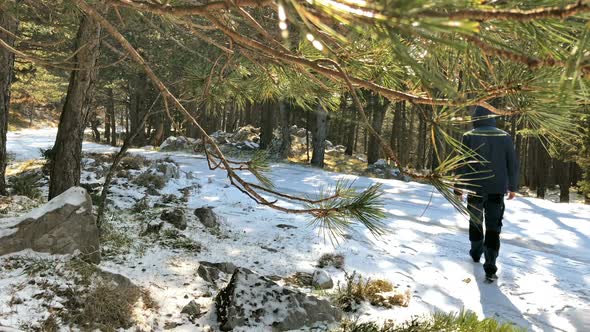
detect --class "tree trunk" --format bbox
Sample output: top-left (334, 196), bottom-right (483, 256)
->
top-left (104, 101), bottom-right (111, 144)
top-left (0, 11), bottom-right (18, 196)
top-left (259, 101), bottom-right (275, 149)
top-left (150, 112), bottom-right (165, 146)
top-left (367, 93), bottom-right (387, 165)
top-left (49, 14), bottom-right (101, 199)
top-left (277, 101), bottom-right (291, 159)
top-left (128, 72), bottom-right (148, 146)
top-left (311, 104), bottom-right (328, 168)
top-left (107, 88), bottom-right (117, 146)
top-left (558, 160), bottom-right (571, 203)
top-left (416, 108), bottom-right (427, 170)
top-left (343, 95), bottom-right (356, 156)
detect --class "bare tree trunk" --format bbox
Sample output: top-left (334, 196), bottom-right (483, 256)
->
top-left (106, 87), bottom-right (117, 146)
top-left (277, 101), bottom-right (291, 159)
top-left (0, 11), bottom-right (18, 196)
top-left (49, 14), bottom-right (101, 199)
top-left (259, 101), bottom-right (275, 149)
top-left (105, 104), bottom-right (111, 144)
top-left (129, 72), bottom-right (148, 146)
top-left (416, 108), bottom-right (427, 170)
top-left (343, 95), bottom-right (356, 156)
top-left (311, 105), bottom-right (328, 168)
top-left (367, 93), bottom-right (388, 164)
top-left (150, 112), bottom-right (165, 146)
top-left (557, 160), bottom-right (571, 203)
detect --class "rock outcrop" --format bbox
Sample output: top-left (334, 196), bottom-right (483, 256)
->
top-left (0, 187), bottom-right (100, 263)
top-left (216, 268), bottom-right (342, 331)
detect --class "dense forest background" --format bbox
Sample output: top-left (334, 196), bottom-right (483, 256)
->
top-left (1, 0), bottom-right (590, 209)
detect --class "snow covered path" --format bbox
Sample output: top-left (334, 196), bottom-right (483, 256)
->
top-left (6, 128), bottom-right (590, 331)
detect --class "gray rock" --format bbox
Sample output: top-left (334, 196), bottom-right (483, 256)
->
top-left (160, 209), bottom-right (186, 230)
top-left (160, 136), bottom-right (197, 151)
top-left (0, 187), bottom-right (100, 263)
top-left (216, 268), bottom-right (342, 331)
top-left (146, 185), bottom-right (160, 196)
top-left (197, 261), bottom-right (237, 283)
top-left (194, 207), bottom-right (219, 229)
top-left (276, 224), bottom-right (297, 230)
top-left (312, 269), bottom-right (334, 289)
top-left (142, 221), bottom-right (164, 236)
top-left (181, 300), bottom-right (202, 320)
top-left (155, 162), bottom-right (180, 181)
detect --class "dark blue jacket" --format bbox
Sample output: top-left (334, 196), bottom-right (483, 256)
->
top-left (458, 106), bottom-right (519, 194)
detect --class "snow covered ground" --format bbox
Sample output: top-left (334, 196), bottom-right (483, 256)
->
top-left (2, 128), bottom-right (590, 331)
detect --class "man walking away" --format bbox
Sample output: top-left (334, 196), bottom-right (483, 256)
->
top-left (455, 105), bottom-right (519, 282)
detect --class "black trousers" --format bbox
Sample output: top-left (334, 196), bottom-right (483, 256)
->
top-left (467, 193), bottom-right (505, 274)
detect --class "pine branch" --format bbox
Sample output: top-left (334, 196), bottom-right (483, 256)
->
top-left (416, 1), bottom-right (590, 21)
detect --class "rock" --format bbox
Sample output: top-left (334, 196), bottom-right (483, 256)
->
top-left (96, 269), bottom-right (138, 290)
top-left (181, 300), bottom-right (202, 320)
top-left (365, 159), bottom-right (404, 179)
top-left (194, 207), bottom-right (219, 229)
top-left (291, 126), bottom-right (308, 138)
top-left (216, 268), bottom-right (342, 331)
top-left (276, 224), bottom-right (297, 230)
top-left (160, 209), bottom-right (187, 230)
top-left (0, 195), bottom-right (37, 215)
top-left (80, 182), bottom-right (101, 194)
top-left (312, 269), bottom-right (334, 289)
top-left (146, 185), bottom-right (160, 196)
top-left (160, 136), bottom-right (197, 151)
top-left (142, 221), bottom-right (164, 236)
top-left (283, 272), bottom-right (313, 287)
top-left (155, 162), bottom-right (180, 181)
top-left (211, 130), bottom-right (231, 144)
top-left (231, 125), bottom-right (260, 143)
top-left (0, 187), bottom-right (100, 263)
top-left (197, 261), bottom-right (238, 283)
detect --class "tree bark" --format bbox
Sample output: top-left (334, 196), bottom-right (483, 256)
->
top-left (343, 95), bottom-right (356, 156)
top-left (49, 14), bottom-right (101, 199)
top-left (367, 93), bottom-right (387, 164)
top-left (0, 11), bottom-right (18, 196)
top-left (277, 101), bottom-right (291, 159)
top-left (557, 160), bottom-right (571, 203)
top-left (311, 104), bottom-right (328, 168)
top-left (129, 72), bottom-right (149, 146)
top-left (259, 101), bottom-right (275, 149)
top-left (106, 87), bottom-right (117, 146)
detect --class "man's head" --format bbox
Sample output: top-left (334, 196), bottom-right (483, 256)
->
top-left (472, 106), bottom-right (497, 128)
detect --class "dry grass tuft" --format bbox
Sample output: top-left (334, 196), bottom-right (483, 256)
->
top-left (333, 271), bottom-right (410, 312)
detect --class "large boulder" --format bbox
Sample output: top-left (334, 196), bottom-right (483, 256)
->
top-left (0, 187), bottom-right (100, 263)
top-left (216, 268), bottom-right (342, 331)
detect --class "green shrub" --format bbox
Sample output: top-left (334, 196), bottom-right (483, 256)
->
top-left (335, 311), bottom-right (525, 332)
top-left (8, 171), bottom-right (43, 199)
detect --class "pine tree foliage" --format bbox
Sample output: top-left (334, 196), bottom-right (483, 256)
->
top-left (3, 0), bottom-right (590, 236)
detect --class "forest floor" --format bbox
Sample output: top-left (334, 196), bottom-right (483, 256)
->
top-left (1, 127), bottom-right (590, 331)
